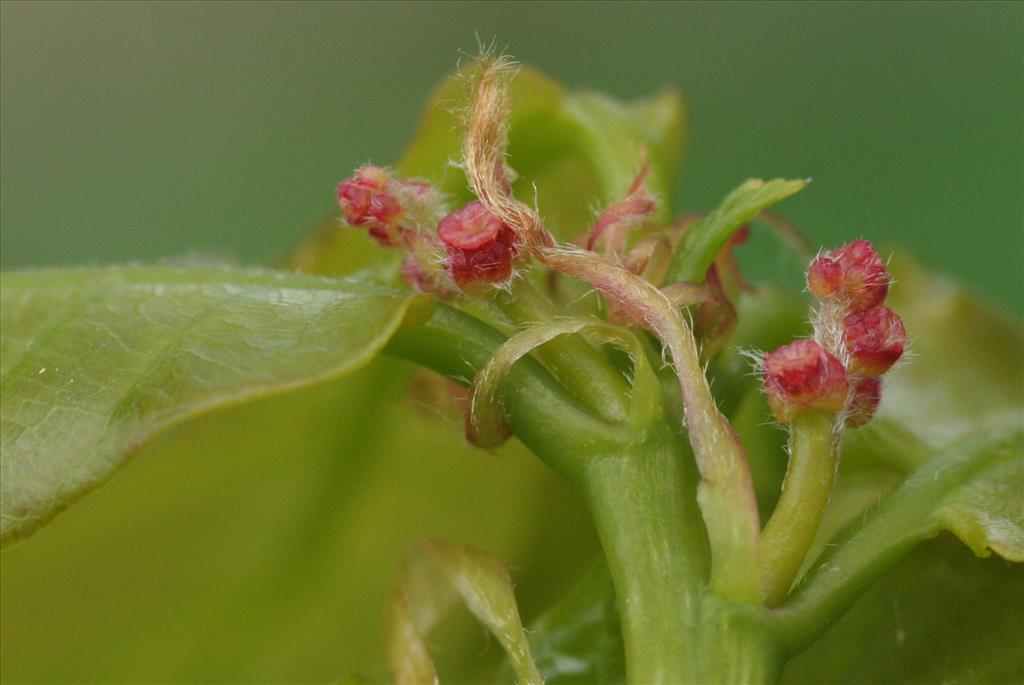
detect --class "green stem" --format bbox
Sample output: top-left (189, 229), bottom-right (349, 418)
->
top-left (389, 304), bottom-right (789, 684)
top-left (537, 246), bottom-right (763, 603)
top-left (384, 304), bottom-right (623, 474)
top-left (495, 278), bottom-right (631, 423)
top-left (581, 438), bottom-right (785, 685)
top-left (578, 427), bottom-right (707, 684)
top-left (760, 412), bottom-right (839, 606)
top-left (699, 598), bottom-right (786, 685)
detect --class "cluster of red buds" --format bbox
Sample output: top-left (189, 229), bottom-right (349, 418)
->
top-left (338, 160), bottom-right (748, 361)
top-left (762, 240), bottom-right (906, 427)
top-left (337, 167), bottom-right (521, 296)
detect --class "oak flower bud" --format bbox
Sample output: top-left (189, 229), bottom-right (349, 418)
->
top-left (336, 166), bottom-right (404, 246)
top-left (763, 339), bottom-right (849, 422)
top-left (846, 376), bottom-right (882, 428)
top-left (438, 200), bottom-right (519, 293)
top-left (843, 306), bottom-right (907, 376)
top-left (808, 239), bottom-right (890, 310)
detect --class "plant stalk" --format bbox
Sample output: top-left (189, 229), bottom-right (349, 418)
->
top-left (760, 411), bottom-right (838, 606)
top-left (578, 428), bottom-right (706, 684)
top-left (495, 277), bottom-right (632, 423)
top-left (580, 430), bottom-right (785, 684)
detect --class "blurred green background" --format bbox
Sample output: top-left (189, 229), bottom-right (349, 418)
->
top-left (1, 2), bottom-right (1022, 683)
top-left (2, 1), bottom-right (1022, 314)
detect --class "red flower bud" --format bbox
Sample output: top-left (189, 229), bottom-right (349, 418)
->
top-left (843, 306), bottom-right (907, 376)
top-left (763, 339), bottom-right (849, 422)
top-left (807, 239), bottom-right (890, 310)
top-left (846, 377), bottom-right (882, 428)
top-left (401, 253), bottom-right (454, 299)
top-left (729, 223), bottom-right (751, 246)
top-left (336, 166), bottom-right (404, 246)
top-left (438, 200), bottom-right (518, 293)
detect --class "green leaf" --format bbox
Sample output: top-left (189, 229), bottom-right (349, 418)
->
top-left (828, 252), bottom-right (1023, 478)
top-left (389, 540), bottom-right (542, 685)
top-left (782, 538), bottom-right (1024, 685)
top-left (0, 265), bottom-right (431, 545)
top-left (523, 563), bottom-right (625, 685)
top-left (666, 178), bottom-right (808, 284)
top-left (779, 428), bottom-right (1024, 650)
top-left (1, 361), bottom-right (600, 682)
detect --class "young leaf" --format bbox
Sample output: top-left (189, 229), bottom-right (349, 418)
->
top-left (665, 178), bottom-right (808, 284)
top-left (782, 538), bottom-right (1024, 684)
top-left (521, 563), bottom-right (625, 685)
top-left (0, 265), bottom-right (430, 545)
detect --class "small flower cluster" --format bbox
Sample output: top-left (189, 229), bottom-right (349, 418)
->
top-left (762, 240), bottom-right (906, 427)
top-left (338, 161), bottom-right (743, 357)
top-left (337, 166), bottom-right (520, 295)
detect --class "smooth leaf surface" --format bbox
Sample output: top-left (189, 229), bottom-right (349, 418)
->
top-left (523, 563), bottom-right (625, 685)
top-left (782, 538), bottom-right (1024, 685)
top-left (0, 265), bottom-right (430, 545)
top-left (877, 254), bottom-right (1024, 452)
top-left (1, 361), bottom-right (600, 683)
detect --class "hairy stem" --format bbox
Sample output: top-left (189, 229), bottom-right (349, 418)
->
top-left (539, 245), bottom-right (763, 602)
top-left (389, 302), bottom-right (789, 684)
top-left (760, 411), bottom-right (839, 606)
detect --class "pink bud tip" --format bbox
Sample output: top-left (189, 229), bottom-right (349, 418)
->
top-left (763, 339), bottom-right (849, 422)
top-left (729, 224), bottom-right (751, 246)
top-left (846, 376), bottom-right (882, 428)
top-left (336, 166), bottom-right (404, 246)
top-left (843, 306), bottom-right (907, 376)
top-left (807, 239), bottom-right (890, 310)
top-left (438, 201), bottom-right (518, 292)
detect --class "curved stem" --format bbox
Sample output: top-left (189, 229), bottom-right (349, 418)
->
top-left (538, 245), bottom-right (762, 602)
top-left (388, 303), bottom-right (789, 684)
top-left (384, 304), bottom-right (623, 475)
top-left (495, 278), bottom-right (632, 423)
top-left (760, 412), bottom-right (839, 606)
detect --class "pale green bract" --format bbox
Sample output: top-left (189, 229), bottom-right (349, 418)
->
top-left (0, 265), bottom-right (430, 546)
top-left (389, 540), bottom-right (543, 685)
